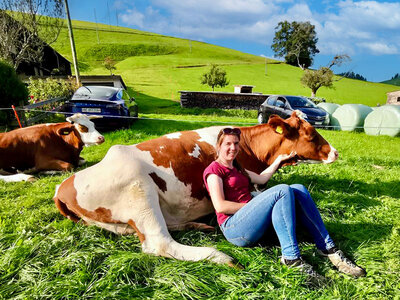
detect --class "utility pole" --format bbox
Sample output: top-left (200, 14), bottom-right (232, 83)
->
top-left (94, 8), bottom-right (100, 43)
top-left (63, 0), bottom-right (80, 85)
top-left (265, 56), bottom-right (267, 76)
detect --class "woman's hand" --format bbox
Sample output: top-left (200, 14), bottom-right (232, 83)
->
top-left (277, 151), bottom-right (297, 163)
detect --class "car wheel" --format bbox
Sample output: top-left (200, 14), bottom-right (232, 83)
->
top-left (257, 113), bottom-right (264, 124)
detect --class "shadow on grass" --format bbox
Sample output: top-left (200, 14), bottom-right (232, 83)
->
top-left (274, 173), bottom-right (400, 200)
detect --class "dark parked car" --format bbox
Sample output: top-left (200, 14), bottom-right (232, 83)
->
top-left (258, 95), bottom-right (329, 126)
top-left (63, 86), bottom-right (138, 129)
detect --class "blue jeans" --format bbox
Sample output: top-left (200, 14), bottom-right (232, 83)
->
top-left (220, 184), bottom-right (335, 260)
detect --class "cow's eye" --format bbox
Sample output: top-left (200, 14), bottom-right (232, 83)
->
top-left (78, 124), bottom-right (89, 133)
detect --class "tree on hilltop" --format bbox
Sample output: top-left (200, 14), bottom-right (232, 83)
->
top-left (0, 0), bottom-right (64, 70)
top-left (301, 54), bottom-right (351, 97)
top-left (271, 21), bottom-right (319, 69)
top-left (201, 64), bottom-right (229, 91)
top-left (103, 56), bottom-right (117, 75)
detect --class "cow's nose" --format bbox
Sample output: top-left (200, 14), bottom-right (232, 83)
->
top-left (334, 150), bottom-right (339, 158)
top-left (97, 136), bottom-right (105, 144)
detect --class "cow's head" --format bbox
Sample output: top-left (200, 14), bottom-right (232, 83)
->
top-left (266, 112), bottom-right (338, 165)
top-left (63, 113), bottom-right (105, 146)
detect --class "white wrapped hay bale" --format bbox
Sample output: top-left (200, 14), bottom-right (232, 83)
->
top-left (317, 103), bottom-right (340, 126)
top-left (364, 105), bottom-right (400, 137)
top-left (317, 102), bottom-right (340, 115)
top-left (331, 104), bottom-right (373, 131)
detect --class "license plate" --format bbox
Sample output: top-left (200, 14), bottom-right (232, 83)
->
top-left (314, 121), bottom-right (323, 125)
top-left (82, 108), bottom-right (101, 113)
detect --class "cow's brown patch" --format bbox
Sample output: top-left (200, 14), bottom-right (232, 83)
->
top-left (78, 124), bottom-right (89, 133)
top-left (55, 175), bottom-right (120, 224)
top-left (128, 219), bottom-right (145, 243)
top-left (137, 131), bottom-right (216, 200)
top-left (149, 172), bottom-right (167, 193)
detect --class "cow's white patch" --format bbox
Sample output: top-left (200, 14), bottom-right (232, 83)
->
top-left (165, 132), bottom-right (181, 139)
top-left (189, 144), bottom-right (201, 158)
top-left (195, 126), bottom-right (225, 146)
top-left (67, 113), bottom-right (104, 146)
top-left (160, 146), bottom-right (165, 150)
top-left (323, 144), bottom-right (338, 164)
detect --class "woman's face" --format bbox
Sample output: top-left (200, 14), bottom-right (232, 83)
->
top-left (218, 134), bottom-right (240, 161)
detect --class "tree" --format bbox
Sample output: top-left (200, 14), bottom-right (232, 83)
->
top-left (0, 0), bottom-right (64, 70)
top-left (103, 56), bottom-right (117, 75)
top-left (301, 67), bottom-right (333, 97)
top-left (271, 21), bottom-right (319, 69)
top-left (201, 64), bottom-right (229, 91)
top-left (301, 53), bottom-right (351, 97)
top-left (338, 71), bottom-right (367, 81)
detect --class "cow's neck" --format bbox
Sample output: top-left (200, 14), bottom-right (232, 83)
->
top-left (238, 125), bottom-right (283, 173)
top-left (237, 126), bottom-right (268, 173)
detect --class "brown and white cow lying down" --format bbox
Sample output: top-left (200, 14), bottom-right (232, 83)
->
top-left (0, 113), bottom-right (104, 182)
top-left (54, 112), bottom-right (338, 266)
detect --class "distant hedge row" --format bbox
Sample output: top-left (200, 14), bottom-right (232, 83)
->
top-left (84, 43), bottom-right (178, 60)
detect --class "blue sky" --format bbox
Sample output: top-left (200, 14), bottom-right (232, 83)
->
top-left (67, 0), bottom-right (400, 82)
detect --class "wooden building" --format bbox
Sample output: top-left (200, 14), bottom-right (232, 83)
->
top-left (386, 90), bottom-right (400, 105)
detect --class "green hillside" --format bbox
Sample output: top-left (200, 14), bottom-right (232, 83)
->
top-left (52, 20), bottom-right (399, 109)
top-left (381, 78), bottom-right (400, 86)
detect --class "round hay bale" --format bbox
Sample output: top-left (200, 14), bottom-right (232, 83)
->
top-left (331, 104), bottom-right (373, 131)
top-left (317, 103), bottom-right (340, 126)
top-left (364, 105), bottom-right (400, 137)
top-left (317, 102), bottom-right (340, 115)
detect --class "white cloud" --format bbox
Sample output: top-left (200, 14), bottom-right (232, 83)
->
top-left (118, 0), bottom-right (400, 56)
top-left (357, 42), bottom-right (398, 55)
top-left (120, 9), bottom-right (145, 28)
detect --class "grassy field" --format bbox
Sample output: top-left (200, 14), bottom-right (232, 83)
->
top-left (1, 114), bottom-right (399, 299)
top-left (50, 20), bottom-right (399, 107)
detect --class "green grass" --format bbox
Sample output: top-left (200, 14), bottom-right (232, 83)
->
top-left (50, 20), bottom-right (399, 107)
top-left (1, 115), bottom-right (399, 299)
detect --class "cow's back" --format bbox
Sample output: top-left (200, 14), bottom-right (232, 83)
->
top-left (56, 127), bottom-right (225, 226)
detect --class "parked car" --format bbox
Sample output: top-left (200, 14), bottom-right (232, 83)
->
top-left (257, 95), bottom-right (329, 126)
top-left (63, 86), bottom-right (138, 129)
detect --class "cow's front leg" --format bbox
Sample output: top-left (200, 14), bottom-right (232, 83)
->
top-left (126, 181), bottom-right (235, 266)
top-left (36, 157), bottom-right (74, 172)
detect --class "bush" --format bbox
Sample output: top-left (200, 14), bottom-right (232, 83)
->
top-left (0, 61), bottom-right (28, 108)
top-left (84, 43), bottom-right (177, 61)
top-left (28, 77), bottom-right (79, 103)
top-left (0, 61), bottom-right (28, 126)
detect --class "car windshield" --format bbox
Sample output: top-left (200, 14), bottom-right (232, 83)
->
top-left (286, 96), bottom-right (317, 108)
top-left (73, 86), bottom-right (119, 100)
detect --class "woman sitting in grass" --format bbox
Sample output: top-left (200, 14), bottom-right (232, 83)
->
top-left (203, 127), bottom-right (366, 282)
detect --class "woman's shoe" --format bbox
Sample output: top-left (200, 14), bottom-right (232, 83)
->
top-left (281, 257), bottom-right (326, 285)
top-left (318, 248), bottom-right (366, 278)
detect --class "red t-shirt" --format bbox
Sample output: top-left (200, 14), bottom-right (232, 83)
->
top-left (203, 161), bottom-right (252, 225)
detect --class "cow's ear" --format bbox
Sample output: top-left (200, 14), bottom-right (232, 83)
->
top-left (268, 115), bottom-right (290, 136)
top-left (57, 126), bottom-right (73, 136)
top-left (286, 111), bottom-right (301, 130)
top-left (304, 123), bottom-right (317, 141)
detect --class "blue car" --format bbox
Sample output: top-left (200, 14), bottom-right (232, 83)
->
top-left (258, 95), bottom-right (329, 127)
top-left (63, 86), bottom-right (138, 129)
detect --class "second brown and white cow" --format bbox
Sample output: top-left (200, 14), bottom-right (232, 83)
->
top-left (0, 113), bottom-right (104, 182)
top-left (54, 112), bottom-right (338, 265)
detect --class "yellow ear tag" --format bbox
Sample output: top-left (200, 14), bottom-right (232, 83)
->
top-left (276, 126), bottom-right (283, 134)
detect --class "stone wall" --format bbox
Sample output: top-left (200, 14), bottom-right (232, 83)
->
top-left (180, 91), bottom-right (270, 110)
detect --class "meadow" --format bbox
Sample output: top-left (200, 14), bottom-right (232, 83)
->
top-left (0, 112), bottom-right (399, 299)
top-left (1, 18), bottom-right (399, 300)
top-left (51, 20), bottom-right (399, 107)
